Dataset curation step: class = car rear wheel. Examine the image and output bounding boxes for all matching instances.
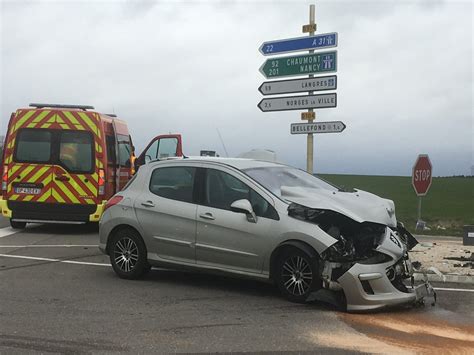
[276,247,320,303]
[10,220,26,229]
[109,228,149,279]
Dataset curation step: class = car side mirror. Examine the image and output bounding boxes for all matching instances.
[230,199,257,223]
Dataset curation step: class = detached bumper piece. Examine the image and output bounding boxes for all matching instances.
[338,262,436,312]
[413,281,437,306]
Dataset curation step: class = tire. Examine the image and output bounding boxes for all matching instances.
[10,220,26,229]
[109,228,149,279]
[276,247,321,303]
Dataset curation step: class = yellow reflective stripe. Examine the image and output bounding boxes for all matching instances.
[51,189,65,203]
[56,183,79,203]
[59,124,69,129]
[9,165,21,176]
[13,111,35,132]
[63,111,81,126]
[9,195,19,201]
[37,193,49,202]
[90,172,98,183]
[77,112,98,134]
[85,198,94,205]
[20,166,36,180]
[27,110,51,128]
[82,179,97,194]
[41,123,52,128]
[69,179,88,198]
[29,167,49,183]
[23,195,34,202]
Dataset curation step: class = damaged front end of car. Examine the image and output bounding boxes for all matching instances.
[288,203,436,311]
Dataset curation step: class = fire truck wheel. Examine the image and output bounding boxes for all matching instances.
[10,220,26,229]
[109,228,149,279]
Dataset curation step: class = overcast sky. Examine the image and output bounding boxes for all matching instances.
[1,0,472,176]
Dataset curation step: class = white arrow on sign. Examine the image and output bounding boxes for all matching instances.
[258,93,337,112]
[290,121,346,134]
[258,75,337,95]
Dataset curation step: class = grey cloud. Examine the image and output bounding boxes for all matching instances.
[1,0,472,176]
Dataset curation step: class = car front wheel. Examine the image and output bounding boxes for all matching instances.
[276,247,320,303]
[109,228,149,279]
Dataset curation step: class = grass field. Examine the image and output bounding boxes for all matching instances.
[317,174,474,236]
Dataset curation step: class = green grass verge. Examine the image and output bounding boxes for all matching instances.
[317,174,474,237]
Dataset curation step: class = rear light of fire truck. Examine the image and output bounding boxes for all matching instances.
[2,166,7,191]
[98,169,105,195]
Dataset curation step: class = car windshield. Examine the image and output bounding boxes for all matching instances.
[244,166,338,197]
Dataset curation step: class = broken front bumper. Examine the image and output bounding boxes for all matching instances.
[337,261,435,312]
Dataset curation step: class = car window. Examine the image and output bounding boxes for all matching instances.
[106,135,116,164]
[157,138,178,159]
[204,169,278,220]
[59,131,93,173]
[15,129,52,163]
[144,140,158,163]
[149,166,195,203]
[117,134,131,167]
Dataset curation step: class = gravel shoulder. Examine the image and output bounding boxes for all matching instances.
[409,235,473,276]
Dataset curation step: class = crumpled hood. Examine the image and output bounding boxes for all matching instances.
[281,186,397,227]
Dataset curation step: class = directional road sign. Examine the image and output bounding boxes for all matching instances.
[259,51,337,79]
[259,32,337,55]
[290,121,346,134]
[259,75,337,95]
[412,155,433,196]
[258,93,336,112]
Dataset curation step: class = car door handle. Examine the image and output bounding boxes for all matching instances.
[55,175,69,181]
[199,213,215,220]
[141,201,155,208]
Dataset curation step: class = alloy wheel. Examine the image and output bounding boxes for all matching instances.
[113,237,139,273]
[281,255,313,296]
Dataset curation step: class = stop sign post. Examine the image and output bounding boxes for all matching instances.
[412,154,433,223]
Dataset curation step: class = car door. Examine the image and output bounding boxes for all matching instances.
[134,165,197,264]
[196,167,277,274]
[135,134,183,169]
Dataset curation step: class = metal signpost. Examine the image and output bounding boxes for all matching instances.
[290,121,346,134]
[412,154,433,227]
[257,4,340,174]
[258,93,336,112]
[259,51,337,79]
[258,75,336,95]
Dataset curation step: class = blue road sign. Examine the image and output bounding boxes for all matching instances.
[259,32,337,56]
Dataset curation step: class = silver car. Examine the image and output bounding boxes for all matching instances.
[99,158,434,311]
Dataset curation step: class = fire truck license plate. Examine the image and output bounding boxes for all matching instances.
[14,187,41,195]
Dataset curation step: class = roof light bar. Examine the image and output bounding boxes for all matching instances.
[29,103,95,110]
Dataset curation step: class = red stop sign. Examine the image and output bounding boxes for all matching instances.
[412,154,432,196]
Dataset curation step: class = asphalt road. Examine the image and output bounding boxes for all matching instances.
[0,218,473,354]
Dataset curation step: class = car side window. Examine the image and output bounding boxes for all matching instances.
[149,167,195,203]
[204,169,278,220]
[144,140,158,163]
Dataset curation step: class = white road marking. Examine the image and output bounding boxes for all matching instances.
[433,287,474,293]
[0,227,18,238]
[0,253,110,267]
[0,245,98,248]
